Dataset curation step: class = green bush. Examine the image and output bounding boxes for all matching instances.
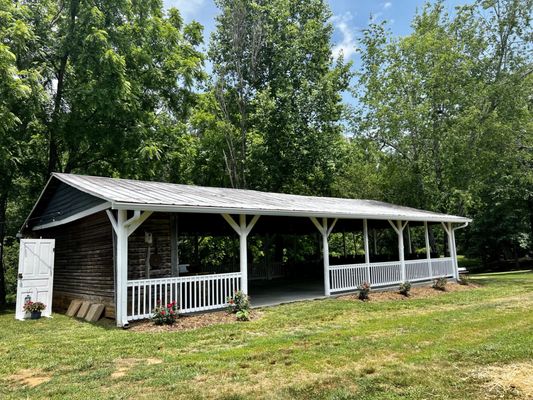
[358,282,370,301]
[236,309,250,321]
[152,300,178,325]
[399,281,411,296]
[432,277,447,291]
[227,290,250,321]
[2,238,19,304]
[458,274,471,285]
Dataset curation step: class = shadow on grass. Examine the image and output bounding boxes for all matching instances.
[0,307,15,316]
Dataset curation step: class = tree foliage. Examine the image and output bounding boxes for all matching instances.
[206,0,352,194]
[351,0,533,261]
[0,0,532,305]
[0,0,205,306]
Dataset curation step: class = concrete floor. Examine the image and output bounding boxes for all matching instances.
[248,279,326,307]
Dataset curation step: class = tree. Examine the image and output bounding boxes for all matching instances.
[353,0,533,261]
[0,0,205,306]
[207,0,351,194]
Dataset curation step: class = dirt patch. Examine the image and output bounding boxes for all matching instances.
[472,362,533,399]
[8,368,52,387]
[111,357,162,378]
[128,310,262,333]
[338,282,479,302]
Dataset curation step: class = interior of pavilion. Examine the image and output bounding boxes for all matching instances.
[168,213,452,306]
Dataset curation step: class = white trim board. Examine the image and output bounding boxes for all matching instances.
[110,202,471,223]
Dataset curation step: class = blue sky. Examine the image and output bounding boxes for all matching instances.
[163,0,467,105]
[163,0,467,62]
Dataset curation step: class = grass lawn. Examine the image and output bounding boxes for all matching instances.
[1,272,532,399]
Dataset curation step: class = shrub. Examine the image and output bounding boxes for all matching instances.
[399,281,411,297]
[23,301,46,313]
[358,282,371,301]
[433,277,447,291]
[458,275,471,285]
[227,291,250,321]
[152,300,178,325]
[236,309,250,321]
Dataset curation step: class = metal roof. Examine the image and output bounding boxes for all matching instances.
[50,173,471,223]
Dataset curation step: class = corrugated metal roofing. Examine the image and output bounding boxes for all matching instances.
[51,173,470,223]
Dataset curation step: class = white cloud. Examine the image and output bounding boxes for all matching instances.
[165,0,205,19]
[331,13,358,60]
[383,2,392,9]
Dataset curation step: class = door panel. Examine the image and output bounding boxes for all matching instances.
[16,239,55,320]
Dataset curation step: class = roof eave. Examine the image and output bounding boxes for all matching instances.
[111,201,472,223]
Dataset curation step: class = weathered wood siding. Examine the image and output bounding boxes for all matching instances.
[128,213,172,280]
[39,211,116,318]
[34,180,106,226]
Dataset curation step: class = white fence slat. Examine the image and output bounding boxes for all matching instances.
[329,258,453,293]
[126,272,242,320]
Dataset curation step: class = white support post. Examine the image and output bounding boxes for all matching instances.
[108,209,152,327]
[397,220,406,283]
[389,220,408,283]
[451,221,469,280]
[363,219,370,284]
[222,214,260,295]
[310,217,337,296]
[239,215,249,295]
[447,222,456,279]
[442,222,456,280]
[451,227,458,279]
[322,221,331,296]
[116,210,128,328]
[424,221,432,278]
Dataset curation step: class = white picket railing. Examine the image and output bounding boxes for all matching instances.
[370,261,403,287]
[126,272,241,321]
[431,258,455,277]
[405,259,431,282]
[330,263,368,292]
[330,258,454,293]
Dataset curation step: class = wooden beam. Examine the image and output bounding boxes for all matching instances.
[126,211,153,237]
[106,210,117,234]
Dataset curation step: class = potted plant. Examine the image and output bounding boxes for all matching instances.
[23,301,46,319]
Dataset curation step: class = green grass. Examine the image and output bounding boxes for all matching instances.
[1,272,532,399]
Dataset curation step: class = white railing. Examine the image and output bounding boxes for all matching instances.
[330,258,454,293]
[370,261,403,287]
[126,272,241,321]
[406,259,431,282]
[330,263,367,292]
[431,258,454,277]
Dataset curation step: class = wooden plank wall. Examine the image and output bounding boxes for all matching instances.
[39,211,116,318]
[128,213,172,280]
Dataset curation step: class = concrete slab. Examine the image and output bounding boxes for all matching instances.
[66,299,83,317]
[85,304,105,322]
[249,279,325,308]
[76,301,92,318]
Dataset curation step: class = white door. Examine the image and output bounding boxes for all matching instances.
[15,239,55,320]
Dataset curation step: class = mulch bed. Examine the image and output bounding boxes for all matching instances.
[128,310,262,333]
[338,282,479,302]
[128,283,478,332]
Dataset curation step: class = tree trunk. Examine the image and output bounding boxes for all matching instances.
[0,193,8,309]
[47,0,80,177]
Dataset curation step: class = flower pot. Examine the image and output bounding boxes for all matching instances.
[30,311,42,320]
